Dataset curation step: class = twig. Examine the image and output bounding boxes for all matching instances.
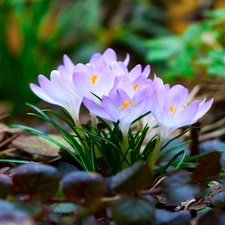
[201,117,225,133]
[0,134,20,148]
[0,147,17,156]
[199,128,225,142]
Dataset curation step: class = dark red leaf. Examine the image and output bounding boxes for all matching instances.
[62,171,106,205]
[111,161,154,193]
[0,174,13,198]
[193,151,222,182]
[12,163,60,200]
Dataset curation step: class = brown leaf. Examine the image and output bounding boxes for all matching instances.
[192,151,222,182]
[12,135,62,157]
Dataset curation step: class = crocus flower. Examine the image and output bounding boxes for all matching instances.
[149,76,214,141]
[147,75,213,168]
[30,70,82,126]
[83,87,150,135]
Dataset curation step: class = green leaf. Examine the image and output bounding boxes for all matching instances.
[111,161,154,193]
[50,202,78,214]
[111,196,154,225]
[146,36,182,62]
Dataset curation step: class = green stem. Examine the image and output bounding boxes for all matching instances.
[148,136,164,170]
[91,113,102,158]
[121,134,130,168]
[75,119,82,128]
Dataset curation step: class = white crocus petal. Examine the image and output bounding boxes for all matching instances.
[123,53,130,66]
[101,48,117,64]
[192,98,214,123]
[63,54,75,73]
[89,53,101,65]
[128,65,142,82]
[111,61,126,76]
[30,83,59,106]
[30,70,82,124]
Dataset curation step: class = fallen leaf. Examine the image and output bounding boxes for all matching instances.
[12,134,67,157]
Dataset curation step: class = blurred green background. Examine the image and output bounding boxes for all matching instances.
[0,0,225,116]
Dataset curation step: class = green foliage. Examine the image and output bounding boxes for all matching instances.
[0,0,168,113]
[146,9,225,81]
[13,104,160,174]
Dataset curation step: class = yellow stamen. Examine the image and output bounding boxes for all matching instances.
[133,84,139,91]
[169,105,176,116]
[90,75,98,85]
[119,100,136,110]
[183,104,187,109]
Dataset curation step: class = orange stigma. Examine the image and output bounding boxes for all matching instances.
[119,100,136,110]
[169,105,176,116]
[133,84,139,90]
[90,75,98,85]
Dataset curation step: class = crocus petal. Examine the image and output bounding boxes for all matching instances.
[117,62,128,74]
[174,100,199,128]
[72,71,93,98]
[94,70,115,98]
[120,98,149,125]
[63,54,75,73]
[101,96,120,122]
[192,98,214,123]
[83,97,112,121]
[115,76,135,98]
[110,88,131,109]
[37,75,56,100]
[128,65,142,82]
[166,85,189,113]
[30,83,60,106]
[141,65,151,78]
[89,53,101,65]
[101,48,117,64]
[123,53,130,66]
[94,59,108,75]
[49,71,72,103]
[111,61,126,76]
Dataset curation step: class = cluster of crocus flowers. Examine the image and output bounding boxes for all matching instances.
[30,48,213,169]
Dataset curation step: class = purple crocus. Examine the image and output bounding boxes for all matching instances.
[149,76,214,141]
[83,87,150,135]
[146,75,213,168]
[30,70,82,126]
